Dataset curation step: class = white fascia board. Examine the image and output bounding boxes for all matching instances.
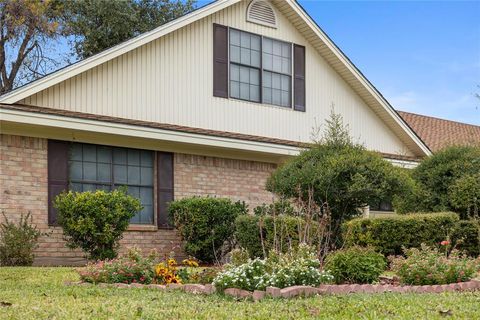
[0,0,241,104]
[0,107,302,156]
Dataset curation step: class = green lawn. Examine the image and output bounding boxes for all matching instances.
[1,268,480,319]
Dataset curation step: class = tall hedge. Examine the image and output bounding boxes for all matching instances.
[450,220,480,257]
[235,214,320,258]
[168,197,247,263]
[342,212,459,256]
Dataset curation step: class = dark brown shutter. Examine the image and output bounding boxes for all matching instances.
[157,152,174,228]
[213,23,229,98]
[48,140,69,226]
[293,44,306,112]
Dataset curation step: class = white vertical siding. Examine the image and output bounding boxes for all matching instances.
[20,0,413,156]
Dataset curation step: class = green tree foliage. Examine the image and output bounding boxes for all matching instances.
[54,188,142,260]
[63,0,196,59]
[267,111,412,244]
[395,145,480,218]
[168,197,248,263]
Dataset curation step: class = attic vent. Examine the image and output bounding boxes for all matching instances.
[246,0,277,28]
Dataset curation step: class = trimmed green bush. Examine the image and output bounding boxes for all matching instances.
[168,197,247,263]
[450,220,480,257]
[54,188,142,260]
[325,246,386,284]
[235,214,320,258]
[0,212,43,266]
[342,212,459,256]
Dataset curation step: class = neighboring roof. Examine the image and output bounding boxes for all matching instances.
[0,103,420,162]
[398,111,480,152]
[0,0,431,157]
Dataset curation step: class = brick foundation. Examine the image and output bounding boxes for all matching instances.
[0,134,275,266]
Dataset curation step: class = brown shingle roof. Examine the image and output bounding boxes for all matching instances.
[0,103,421,162]
[398,111,480,152]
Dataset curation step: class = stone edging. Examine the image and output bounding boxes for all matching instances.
[65,279,480,301]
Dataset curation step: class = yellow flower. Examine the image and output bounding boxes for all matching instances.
[167,258,177,267]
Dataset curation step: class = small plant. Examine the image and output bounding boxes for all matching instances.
[169,197,248,263]
[154,257,182,284]
[391,244,480,285]
[0,212,43,266]
[54,188,142,260]
[78,247,157,284]
[325,246,386,284]
[229,248,250,266]
[213,244,333,291]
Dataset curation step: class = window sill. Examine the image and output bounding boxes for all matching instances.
[127,225,158,232]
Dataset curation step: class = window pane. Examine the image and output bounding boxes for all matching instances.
[71,182,82,192]
[272,89,282,105]
[281,57,291,74]
[250,85,260,102]
[83,162,97,181]
[83,184,96,192]
[272,55,282,73]
[250,68,259,86]
[240,66,249,83]
[128,150,140,166]
[251,35,261,51]
[140,187,153,205]
[281,75,290,91]
[281,91,290,107]
[97,146,111,163]
[240,48,250,65]
[251,50,260,68]
[263,71,272,88]
[83,145,96,162]
[113,165,127,184]
[127,186,140,198]
[272,73,281,89]
[273,40,282,56]
[71,144,82,161]
[263,87,272,104]
[230,64,240,81]
[113,148,127,165]
[140,151,153,167]
[128,166,140,185]
[230,80,240,98]
[240,83,249,100]
[263,38,272,54]
[97,163,111,182]
[263,53,272,70]
[130,213,140,224]
[230,45,240,63]
[282,43,291,58]
[70,161,83,180]
[240,32,250,48]
[230,29,240,46]
[140,167,153,186]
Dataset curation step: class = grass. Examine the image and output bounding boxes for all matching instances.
[1,267,480,319]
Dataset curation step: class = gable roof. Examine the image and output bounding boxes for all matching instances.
[398,111,480,152]
[0,0,431,157]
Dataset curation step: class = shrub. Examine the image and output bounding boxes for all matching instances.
[213,244,333,291]
[449,173,480,219]
[229,248,250,266]
[395,145,480,217]
[342,212,459,256]
[450,220,480,257]
[235,214,321,258]
[325,246,386,284]
[391,245,480,285]
[266,111,413,245]
[78,247,156,284]
[54,188,142,260]
[168,197,248,263]
[0,212,43,266]
[253,199,295,216]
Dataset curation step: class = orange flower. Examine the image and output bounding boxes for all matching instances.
[440,240,450,246]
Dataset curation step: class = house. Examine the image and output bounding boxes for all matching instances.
[0,0,431,265]
[398,111,480,152]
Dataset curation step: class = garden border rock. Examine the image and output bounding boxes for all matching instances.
[65,280,480,301]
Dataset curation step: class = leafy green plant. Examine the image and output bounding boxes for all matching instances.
[391,245,480,285]
[0,212,43,266]
[229,248,250,266]
[213,244,333,291]
[168,197,248,263]
[54,188,142,260]
[266,111,413,245]
[450,220,480,257]
[325,246,386,284]
[78,247,157,284]
[342,212,459,256]
[395,145,480,217]
[234,214,321,258]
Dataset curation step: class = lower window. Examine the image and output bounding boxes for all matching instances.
[370,200,394,212]
[68,143,154,224]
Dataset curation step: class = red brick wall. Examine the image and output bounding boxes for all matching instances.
[0,134,276,265]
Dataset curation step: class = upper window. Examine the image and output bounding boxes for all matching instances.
[69,143,154,225]
[229,29,292,108]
